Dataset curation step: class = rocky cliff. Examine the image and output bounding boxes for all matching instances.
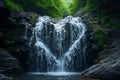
[0,1,39,78]
[74,11,120,80]
[0,1,120,79]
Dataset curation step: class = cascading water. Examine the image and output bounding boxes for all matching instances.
[28,16,87,73]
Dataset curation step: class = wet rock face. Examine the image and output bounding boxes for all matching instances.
[0,74,13,80]
[84,28,99,66]
[0,11,39,72]
[0,49,19,73]
[74,10,101,66]
[81,30,120,80]
[75,10,120,80]
[0,11,39,78]
[82,46,120,79]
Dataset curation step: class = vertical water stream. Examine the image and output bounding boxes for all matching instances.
[29,16,86,72]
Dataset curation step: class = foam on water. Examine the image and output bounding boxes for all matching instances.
[28,72,81,76]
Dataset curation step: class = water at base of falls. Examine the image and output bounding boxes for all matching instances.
[17,73,81,80]
[28,15,87,73]
[28,72,80,76]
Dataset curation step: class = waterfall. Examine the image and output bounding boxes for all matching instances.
[29,16,86,72]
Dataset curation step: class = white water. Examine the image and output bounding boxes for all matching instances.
[28,72,81,76]
[29,16,86,73]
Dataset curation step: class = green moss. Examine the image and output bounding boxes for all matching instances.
[4,0,23,12]
[94,27,105,48]
[30,14,38,24]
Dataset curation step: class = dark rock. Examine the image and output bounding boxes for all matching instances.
[81,30,120,80]
[0,32,5,47]
[10,12,39,26]
[75,10,120,80]
[0,74,13,80]
[0,0,10,19]
[74,10,103,67]
[84,28,99,67]
[81,47,120,79]
[0,1,4,7]
[74,11,89,17]
[0,49,19,73]
[2,12,39,72]
[74,10,100,29]
[0,1,10,33]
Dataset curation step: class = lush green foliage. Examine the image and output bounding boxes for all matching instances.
[4,0,23,12]
[83,0,120,29]
[10,0,81,17]
[4,0,120,27]
[33,0,81,17]
[94,27,105,48]
[3,0,120,19]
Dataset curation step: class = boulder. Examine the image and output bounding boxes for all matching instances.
[81,30,120,80]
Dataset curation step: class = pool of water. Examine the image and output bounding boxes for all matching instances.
[29,72,81,76]
[18,72,81,80]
